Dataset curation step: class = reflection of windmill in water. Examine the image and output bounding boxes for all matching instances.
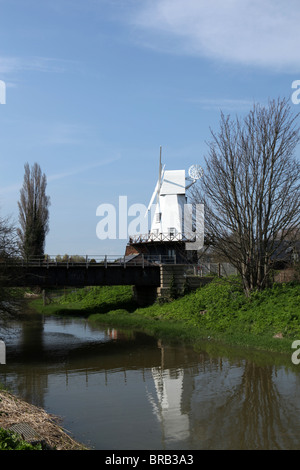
[147,367,190,446]
[146,342,190,446]
[126,147,203,263]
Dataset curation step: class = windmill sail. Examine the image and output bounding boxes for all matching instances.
[146,166,165,212]
[146,147,165,214]
[157,146,162,204]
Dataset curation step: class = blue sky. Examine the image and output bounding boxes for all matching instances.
[0,0,299,256]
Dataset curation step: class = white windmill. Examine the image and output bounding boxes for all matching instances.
[146,147,203,242]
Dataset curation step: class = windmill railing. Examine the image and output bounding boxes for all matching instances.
[0,254,181,267]
[128,232,197,244]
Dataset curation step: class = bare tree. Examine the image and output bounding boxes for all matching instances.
[191,98,300,295]
[17,162,50,259]
[0,213,19,314]
[0,213,18,261]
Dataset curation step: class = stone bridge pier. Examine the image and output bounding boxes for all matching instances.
[133,265,211,306]
[132,265,188,306]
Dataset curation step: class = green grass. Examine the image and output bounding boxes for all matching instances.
[30,285,135,317]
[29,280,300,354]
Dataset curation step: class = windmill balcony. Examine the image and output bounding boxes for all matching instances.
[128,232,197,244]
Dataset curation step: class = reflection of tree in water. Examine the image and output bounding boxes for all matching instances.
[2,318,300,450]
[239,363,287,449]
[146,344,300,450]
[0,314,48,408]
[239,362,300,449]
[191,360,300,450]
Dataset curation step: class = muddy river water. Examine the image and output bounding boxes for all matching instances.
[1,311,300,450]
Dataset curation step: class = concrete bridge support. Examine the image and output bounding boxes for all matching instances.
[133,265,199,306]
[132,265,188,306]
[132,286,158,306]
[157,265,213,300]
[158,264,188,299]
[133,265,214,306]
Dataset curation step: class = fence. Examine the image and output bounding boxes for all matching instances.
[128,232,196,244]
[1,255,238,277]
[185,262,238,277]
[1,254,177,267]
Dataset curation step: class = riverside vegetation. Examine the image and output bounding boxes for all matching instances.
[30,277,300,355]
[2,277,299,449]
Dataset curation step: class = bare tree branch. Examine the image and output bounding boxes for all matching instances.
[190,98,300,295]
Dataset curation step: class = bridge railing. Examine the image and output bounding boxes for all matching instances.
[1,254,179,267]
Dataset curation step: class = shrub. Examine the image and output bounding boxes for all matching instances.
[0,428,42,450]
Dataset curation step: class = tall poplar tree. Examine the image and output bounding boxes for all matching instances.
[17,162,50,259]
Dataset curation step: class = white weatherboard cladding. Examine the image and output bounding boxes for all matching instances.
[160,170,185,195]
[150,194,187,237]
[149,169,187,237]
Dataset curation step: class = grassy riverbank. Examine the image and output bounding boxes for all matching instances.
[3,278,298,450]
[30,278,300,355]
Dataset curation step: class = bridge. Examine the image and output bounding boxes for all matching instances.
[1,254,209,305]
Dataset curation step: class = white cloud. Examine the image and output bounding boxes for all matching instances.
[0,157,121,195]
[0,57,21,75]
[0,183,21,196]
[189,97,257,111]
[130,0,300,71]
[48,157,122,182]
[42,123,90,146]
[0,56,74,77]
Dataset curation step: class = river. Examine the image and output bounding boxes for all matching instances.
[0,310,300,450]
